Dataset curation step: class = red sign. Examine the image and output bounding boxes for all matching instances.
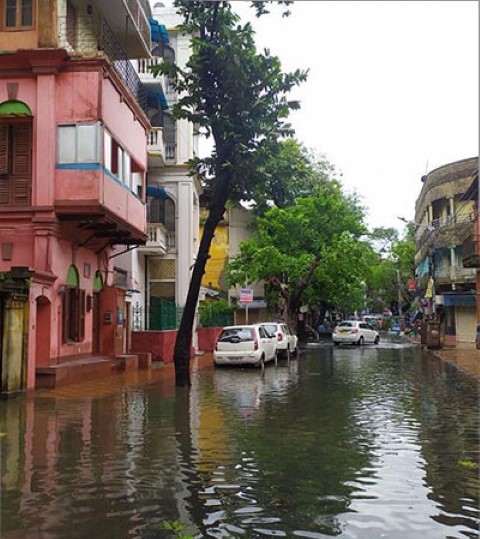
[408,279,416,291]
[239,288,253,303]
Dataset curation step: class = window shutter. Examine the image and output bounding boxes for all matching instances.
[12,123,32,206]
[0,124,8,175]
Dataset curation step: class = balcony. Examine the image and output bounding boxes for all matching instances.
[54,167,147,248]
[137,223,168,254]
[434,266,477,285]
[58,15,146,111]
[147,128,165,166]
[93,0,151,58]
[462,235,480,267]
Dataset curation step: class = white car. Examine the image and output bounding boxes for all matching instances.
[213,325,277,367]
[259,322,299,359]
[332,321,380,346]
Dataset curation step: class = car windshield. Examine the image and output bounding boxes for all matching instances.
[219,328,254,342]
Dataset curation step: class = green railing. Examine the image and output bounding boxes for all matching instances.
[149,297,183,330]
[199,301,234,328]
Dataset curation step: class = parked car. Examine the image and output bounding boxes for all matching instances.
[258,322,299,359]
[213,325,277,367]
[476,323,480,350]
[332,321,380,346]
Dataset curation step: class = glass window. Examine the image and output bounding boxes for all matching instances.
[57,123,100,164]
[5,0,16,27]
[4,0,34,29]
[21,0,32,26]
[104,130,112,170]
[77,124,98,162]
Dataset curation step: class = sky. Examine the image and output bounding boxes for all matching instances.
[157,1,479,233]
[232,0,479,232]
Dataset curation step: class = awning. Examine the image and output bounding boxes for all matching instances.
[443,293,476,307]
[148,19,169,44]
[146,186,168,199]
[146,91,169,110]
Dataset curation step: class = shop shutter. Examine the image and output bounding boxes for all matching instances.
[12,122,32,205]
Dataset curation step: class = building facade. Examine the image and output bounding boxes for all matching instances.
[414,157,478,344]
[125,2,201,340]
[0,0,152,392]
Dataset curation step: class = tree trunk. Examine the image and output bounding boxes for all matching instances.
[173,205,225,386]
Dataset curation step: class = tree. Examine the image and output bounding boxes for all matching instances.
[152,1,307,386]
[227,183,366,326]
[248,139,334,215]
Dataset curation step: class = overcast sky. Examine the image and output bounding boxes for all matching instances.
[232,0,479,232]
[158,1,478,232]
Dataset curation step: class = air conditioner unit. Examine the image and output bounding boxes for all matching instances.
[434,295,444,305]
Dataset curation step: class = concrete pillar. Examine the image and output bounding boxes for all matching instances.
[2,298,27,394]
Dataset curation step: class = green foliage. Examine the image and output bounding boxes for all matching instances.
[199,299,235,327]
[151,1,308,202]
[163,520,194,539]
[226,181,367,317]
[458,459,478,470]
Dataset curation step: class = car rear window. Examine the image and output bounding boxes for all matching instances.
[219,328,255,342]
[338,322,355,328]
[262,324,278,334]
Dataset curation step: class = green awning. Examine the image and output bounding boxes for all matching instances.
[0,100,32,116]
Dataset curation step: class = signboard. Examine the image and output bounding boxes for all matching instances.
[408,279,416,291]
[239,288,253,303]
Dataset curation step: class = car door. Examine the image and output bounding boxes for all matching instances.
[258,326,275,360]
[359,323,371,342]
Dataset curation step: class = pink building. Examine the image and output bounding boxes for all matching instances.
[0,0,152,393]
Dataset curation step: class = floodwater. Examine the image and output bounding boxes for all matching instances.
[0,340,479,539]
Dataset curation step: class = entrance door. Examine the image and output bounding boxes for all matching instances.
[36,296,51,367]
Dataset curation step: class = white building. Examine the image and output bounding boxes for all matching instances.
[116,1,201,340]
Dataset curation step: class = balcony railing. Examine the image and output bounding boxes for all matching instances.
[147,127,165,155]
[124,0,151,53]
[165,143,176,162]
[434,265,477,284]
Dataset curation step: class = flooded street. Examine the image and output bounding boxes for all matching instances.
[0,341,478,539]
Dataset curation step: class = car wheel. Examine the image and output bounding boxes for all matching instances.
[285,347,291,361]
[374,335,380,345]
[357,336,364,346]
[259,354,266,369]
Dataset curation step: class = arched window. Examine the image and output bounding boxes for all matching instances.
[0,100,33,206]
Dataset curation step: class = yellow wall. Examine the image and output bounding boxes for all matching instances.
[200,222,229,291]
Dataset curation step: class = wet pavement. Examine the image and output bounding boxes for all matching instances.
[0,338,478,539]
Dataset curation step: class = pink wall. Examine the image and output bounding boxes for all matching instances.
[56,71,100,122]
[197,327,223,352]
[131,331,196,363]
[102,80,147,168]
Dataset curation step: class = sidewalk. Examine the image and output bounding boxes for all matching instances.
[431,343,480,379]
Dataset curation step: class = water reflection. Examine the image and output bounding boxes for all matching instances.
[0,346,478,539]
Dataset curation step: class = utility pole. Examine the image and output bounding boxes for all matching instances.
[396,270,402,317]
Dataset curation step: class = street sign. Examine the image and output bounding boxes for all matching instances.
[239,288,253,303]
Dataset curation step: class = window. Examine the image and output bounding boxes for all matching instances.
[103,129,132,186]
[0,120,32,206]
[57,123,101,164]
[3,0,34,30]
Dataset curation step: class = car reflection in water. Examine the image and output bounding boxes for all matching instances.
[213,360,300,419]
